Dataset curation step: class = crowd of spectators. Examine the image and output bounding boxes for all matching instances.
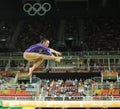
[0,70,120,101]
[16,19,59,52]
[38,78,120,101]
[0,72,119,107]
[0,20,17,52]
[0,16,120,86]
[0,16,120,52]
[83,16,120,51]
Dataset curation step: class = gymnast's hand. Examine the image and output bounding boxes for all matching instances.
[50,48,62,56]
[56,51,62,56]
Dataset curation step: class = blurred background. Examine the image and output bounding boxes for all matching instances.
[0,0,120,109]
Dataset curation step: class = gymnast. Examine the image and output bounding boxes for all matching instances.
[23,38,62,76]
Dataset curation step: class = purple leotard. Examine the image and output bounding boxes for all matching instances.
[25,43,52,55]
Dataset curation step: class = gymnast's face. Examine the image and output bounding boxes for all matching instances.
[43,40,50,47]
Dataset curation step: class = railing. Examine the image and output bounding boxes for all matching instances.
[0,51,120,57]
[92,83,120,90]
[0,95,120,101]
[0,65,120,74]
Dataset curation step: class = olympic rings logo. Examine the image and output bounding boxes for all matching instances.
[23,2,51,16]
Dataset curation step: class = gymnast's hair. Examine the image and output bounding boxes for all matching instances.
[40,38,49,43]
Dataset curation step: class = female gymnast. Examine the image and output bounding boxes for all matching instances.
[23,39,62,76]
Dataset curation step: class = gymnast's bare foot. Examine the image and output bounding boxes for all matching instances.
[27,68,32,76]
[55,57,63,62]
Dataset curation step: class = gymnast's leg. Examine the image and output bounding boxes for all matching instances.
[24,52,62,62]
[28,58,44,76]
[24,53,62,76]
[39,54,62,62]
[28,55,62,75]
